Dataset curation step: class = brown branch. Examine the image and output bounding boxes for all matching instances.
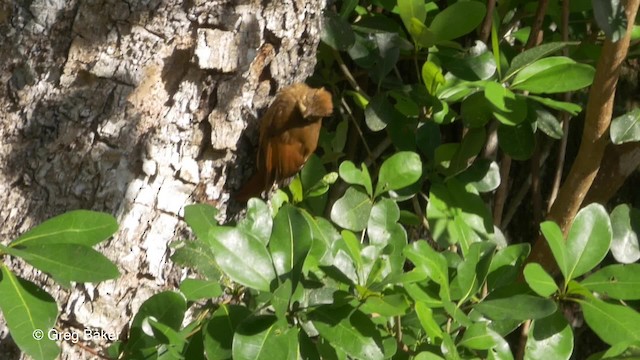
[529,0,640,274]
[479,0,497,44]
[525,0,551,49]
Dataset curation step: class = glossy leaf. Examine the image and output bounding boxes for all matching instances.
[565,203,612,280]
[461,91,493,128]
[505,42,575,79]
[375,151,422,196]
[179,279,222,301]
[330,186,373,231]
[511,57,595,93]
[582,264,640,300]
[405,241,450,300]
[580,296,640,345]
[534,105,564,139]
[540,221,568,279]
[459,323,497,350]
[528,95,582,116]
[310,305,384,360]
[398,0,427,30]
[458,159,501,193]
[11,210,117,247]
[485,82,527,125]
[322,12,355,51]
[339,161,373,196]
[0,267,59,360]
[4,244,119,284]
[524,311,573,360]
[429,2,486,42]
[124,291,186,356]
[610,109,640,144]
[184,204,219,242]
[609,204,640,263]
[171,240,220,280]
[422,61,445,95]
[436,43,497,81]
[204,305,251,360]
[415,301,443,341]
[497,122,535,160]
[593,0,627,42]
[475,294,557,321]
[365,93,402,131]
[269,204,312,278]
[232,316,297,360]
[238,198,272,246]
[206,227,275,292]
[523,263,559,297]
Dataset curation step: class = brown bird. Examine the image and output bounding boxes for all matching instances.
[235,83,334,202]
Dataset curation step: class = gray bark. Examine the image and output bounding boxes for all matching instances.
[0,0,325,358]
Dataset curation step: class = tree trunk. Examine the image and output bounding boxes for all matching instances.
[0,0,326,357]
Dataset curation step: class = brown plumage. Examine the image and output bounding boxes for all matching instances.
[234,83,334,202]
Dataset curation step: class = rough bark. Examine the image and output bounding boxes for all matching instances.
[0,0,326,358]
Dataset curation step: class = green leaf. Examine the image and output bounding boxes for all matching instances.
[375,151,422,197]
[330,186,373,231]
[497,122,535,160]
[232,316,298,360]
[398,0,427,30]
[455,241,495,302]
[475,294,557,321]
[427,180,494,255]
[206,227,275,292]
[524,311,573,360]
[204,305,251,360]
[404,241,450,300]
[435,44,497,81]
[11,210,117,247]
[269,204,312,278]
[415,353,445,360]
[457,159,501,193]
[523,263,559,297]
[184,204,219,242]
[339,161,373,196]
[367,198,407,275]
[534,105,564,139]
[238,199,272,246]
[408,17,437,48]
[0,267,59,360]
[422,61,445,95]
[611,109,640,144]
[429,2,486,42]
[124,291,187,356]
[448,127,486,176]
[272,279,292,322]
[322,12,355,51]
[310,305,384,360]
[361,294,410,317]
[579,296,640,345]
[461,92,493,128]
[593,0,627,42]
[540,221,568,279]
[171,240,220,280]
[511,57,595,93]
[609,204,640,263]
[179,279,223,301]
[459,323,497,350]
[415,301,443,341]
[582,264,640,300]
[487,244,530,290]
[484,82,527,125]
[565,203,612,280]
[4,244,119,284]
[505,42,576,79]
[364,93,403,131]
[528,95,582,116]
[371,33,401,83]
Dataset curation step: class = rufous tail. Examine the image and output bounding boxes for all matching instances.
[234,171,267,203]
